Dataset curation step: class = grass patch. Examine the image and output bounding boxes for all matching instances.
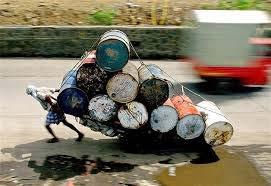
[218,0,268,10]
[202,0,270,11]
[88,9,117,25]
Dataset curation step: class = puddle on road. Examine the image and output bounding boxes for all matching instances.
[28,155,137,181]
[156,147,268,186]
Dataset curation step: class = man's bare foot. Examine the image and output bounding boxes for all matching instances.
[47,138,59,143]
[76,133,84,142]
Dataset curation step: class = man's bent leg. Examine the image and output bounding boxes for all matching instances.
[45,124,59,143]
[62,119,84,141]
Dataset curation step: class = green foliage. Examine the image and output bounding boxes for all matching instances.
[217,0,268,10]
[88,9,117,25]
[201,0,270,11]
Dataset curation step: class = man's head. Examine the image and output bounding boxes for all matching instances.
[26,85,37,95]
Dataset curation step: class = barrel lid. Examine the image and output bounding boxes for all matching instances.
[139,78,169,109]
[96,39,129,72]
[118,101,148,129]
[107,73,139,103]
[88,95,118,122]
[76,63,108,97]
[177,115,205,140]
[57,87,89,117]
[205,122,233,146]
[150,105,178,133]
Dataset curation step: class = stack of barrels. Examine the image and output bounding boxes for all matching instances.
[57,30,234,148]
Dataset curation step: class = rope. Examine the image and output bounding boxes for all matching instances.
[181,85,185,95]
[63,31,229,122]
[130,41,145,66]
[127,103,144,126]
[195,104,230,119]
[159,68,208,101]
[129,41,230,119]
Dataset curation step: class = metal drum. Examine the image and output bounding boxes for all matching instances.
[76,63,109,98]
[138,64,169,110]
[96,30,130,72]
[138,64,168,83]
[88,95,118,122]
[196,101,234,146]
[118,101,148,129]
[107,62,139,103]
[57,70,89,117]
[150,105,178,133]
[171,95,206,140]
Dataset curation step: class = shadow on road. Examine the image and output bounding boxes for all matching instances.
[0,137,199,182]
[1,138,270,184]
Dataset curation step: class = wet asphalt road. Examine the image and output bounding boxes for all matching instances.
[0,58,270,186]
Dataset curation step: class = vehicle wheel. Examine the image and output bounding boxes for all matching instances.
[201,78,219,93]
[215,78,241,94]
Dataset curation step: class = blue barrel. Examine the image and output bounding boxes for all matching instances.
[57,70,89,117]
[96,30,130,72]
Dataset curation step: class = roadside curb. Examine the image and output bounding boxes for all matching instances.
[0,26,270,59]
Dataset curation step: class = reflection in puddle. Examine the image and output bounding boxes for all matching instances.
[28,155,137,181]
[156,147,268,186]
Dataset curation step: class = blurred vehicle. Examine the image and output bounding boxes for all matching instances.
[187,10,271,90]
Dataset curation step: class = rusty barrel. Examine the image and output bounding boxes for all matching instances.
[171,95,206,140]
[96,30,130,72]
[107,62,139,103]
[57,70,89,117]
[150,105,178,133]
[76,52,109,98]
[138,64,169,110]
[88,95,118,122]
[118,101,148,129]
[196,101,233,146]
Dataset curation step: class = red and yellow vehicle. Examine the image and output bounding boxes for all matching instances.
[188,10,271,89]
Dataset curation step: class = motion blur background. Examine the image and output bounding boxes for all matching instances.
[0,0,270,90]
